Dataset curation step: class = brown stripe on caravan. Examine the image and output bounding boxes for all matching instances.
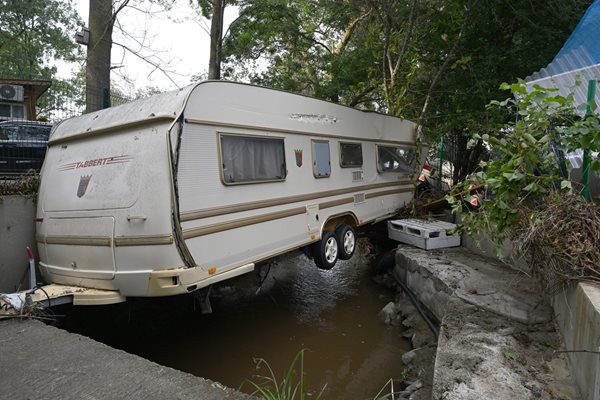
[180,181,412,222]
[319,197,354,210]
[38,235,113,247]
[365,187,414,199]
[183,207,307,239]
[114,235,174,246]
[36,234,174,247]
[185,118,417,147]
[182,186,415,239]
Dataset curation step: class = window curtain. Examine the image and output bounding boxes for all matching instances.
[221,135,286,183]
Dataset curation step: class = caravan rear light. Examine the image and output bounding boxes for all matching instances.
[423,164,432,171]
[418,174,426,182]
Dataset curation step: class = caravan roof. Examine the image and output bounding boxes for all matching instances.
[50,81,416,145]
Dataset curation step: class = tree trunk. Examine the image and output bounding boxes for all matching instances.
[208,0,224,80]
[86,0,113,113]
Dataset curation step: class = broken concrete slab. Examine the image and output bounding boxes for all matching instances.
[0,319,248,400]
[433,296,579,400]
[393,244,581,400]
[395,245,553,325]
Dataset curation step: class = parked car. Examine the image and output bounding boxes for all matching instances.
[0,120,52,176]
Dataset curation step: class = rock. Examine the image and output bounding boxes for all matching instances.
[523,380,542,398]
[402,313,419,328]
[411,331,430,348]
[497,327,515,336]
[378,301,397,324]
[401,348,421,365]
[405,380,423,393]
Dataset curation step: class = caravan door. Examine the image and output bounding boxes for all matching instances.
[42,216,116,280]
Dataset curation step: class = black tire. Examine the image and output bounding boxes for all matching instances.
[312,231,339,270]
[335,224,356,260]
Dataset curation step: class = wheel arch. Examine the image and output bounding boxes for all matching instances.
[321,212,359,236]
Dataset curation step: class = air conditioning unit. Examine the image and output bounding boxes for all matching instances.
[0,84,24,102]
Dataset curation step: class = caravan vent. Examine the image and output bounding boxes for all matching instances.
[352,170,364,182]
[0,85,24,102]
[353,193,366,204]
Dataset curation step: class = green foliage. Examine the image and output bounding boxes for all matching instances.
[243,349,324,400]
[448,81,600,244]
[502,351,518,362]
[0,0,82,79]
[0,0,84,118]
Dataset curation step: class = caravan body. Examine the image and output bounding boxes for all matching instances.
[36,81,418,297]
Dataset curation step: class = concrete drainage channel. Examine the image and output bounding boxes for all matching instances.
[390,244,585,400]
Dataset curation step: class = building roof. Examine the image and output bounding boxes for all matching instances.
[0,79,52,100]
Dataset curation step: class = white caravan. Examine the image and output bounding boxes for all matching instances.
[36,81,418,298]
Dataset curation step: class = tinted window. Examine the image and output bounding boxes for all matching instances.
[340,142,362,167]
[0,104,10,118]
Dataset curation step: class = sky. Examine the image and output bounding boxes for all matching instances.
[60,0,238,96]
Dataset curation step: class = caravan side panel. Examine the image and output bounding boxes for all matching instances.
[175,120,414,277]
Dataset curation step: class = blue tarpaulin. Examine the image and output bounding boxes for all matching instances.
[529,0,600,79]
[526,0,599,196]
[527,0,600,112]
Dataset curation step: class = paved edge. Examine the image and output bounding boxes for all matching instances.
[0,319,250,400]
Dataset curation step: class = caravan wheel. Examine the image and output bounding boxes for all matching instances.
[312,231,339,270]
[335,224,356,260]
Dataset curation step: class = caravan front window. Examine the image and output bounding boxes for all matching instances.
[219,133,287,184]
[376,145,415,173]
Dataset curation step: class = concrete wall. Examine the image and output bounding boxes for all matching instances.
[553,283,600,400]
[0,195,37,292]
[463,228,600,400]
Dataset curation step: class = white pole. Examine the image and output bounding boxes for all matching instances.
[26,247,36,289]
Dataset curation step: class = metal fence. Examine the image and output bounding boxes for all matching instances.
[0,86,132,178]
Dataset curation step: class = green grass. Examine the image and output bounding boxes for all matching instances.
[243,349,325,400]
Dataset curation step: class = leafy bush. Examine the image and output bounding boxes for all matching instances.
[449,80,600,284]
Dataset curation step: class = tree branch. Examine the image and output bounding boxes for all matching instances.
[391,0,418,79]
[113,41,181,88]
[416,0,479,137]
[349,85,376,107]
[335,8,372,54]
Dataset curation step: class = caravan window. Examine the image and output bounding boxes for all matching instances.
[220,134,287,184]
[312,140,331,178]
[339,142,363,167]
[377,145,415,173]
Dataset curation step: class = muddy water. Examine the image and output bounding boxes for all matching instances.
[64,251,409,399]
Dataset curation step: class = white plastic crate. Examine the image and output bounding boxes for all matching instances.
[388,218,460,250]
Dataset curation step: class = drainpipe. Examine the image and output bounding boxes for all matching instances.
[582,79,596,200]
